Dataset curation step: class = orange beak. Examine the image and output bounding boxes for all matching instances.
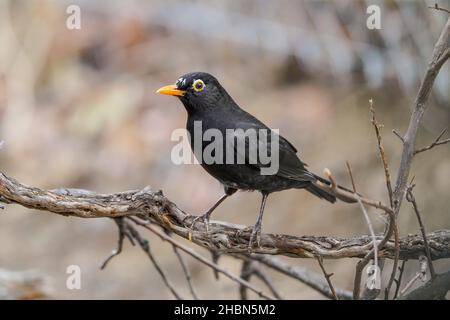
[156,84,185,97]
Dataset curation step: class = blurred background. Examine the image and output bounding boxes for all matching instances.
[0,0,449,299]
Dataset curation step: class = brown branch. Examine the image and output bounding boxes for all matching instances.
[428,3,450,14]
[368,101,401,300]
[400,256,428,296]
[392,16,450,213]
[414,128,450,155]
[399,269,450,300]
[210,250,221,280]
[406,184,436,279]
[239,260,282,300]
[316,256,338,300]
[172,246,199,300]
[384,223,400,299]
[352,212,397,299]
[345,162,381,300]
[392,129,405,143]
[129,217,276,300]
[239,260,254,300]
[379,15,450,300]
[123,218,183,300]
[248,254,353,300]
[393,260,407,299]
[370,99,394,207]
[99,218,135,270]
[1,172,449,261]
[394,260,406,300]
[316,175,393,214]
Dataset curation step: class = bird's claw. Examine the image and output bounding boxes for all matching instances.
[189,213,211,235]
[235,226,261,252]
[247,225,261,253]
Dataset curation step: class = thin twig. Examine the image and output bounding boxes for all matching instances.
[129,217,275,300]
[399,268,450,300]
[253,267,282,300]
[428,3,450,14]
[247,254,353,300]
[0,141,6,210]
[210,250,221,280]
[346,162,380,299]
[239,260,253,300]
[406,184,436,280]
[316,256,338,300]
[172,246,199,300]
[414,128,450,155]
[400,273,421,295]
[239,260,282,300]
[392,129,405,143]
[125,220,183,300]
[370,99,394,207]
[100,218,134,270]
[400,256,428,296]
[393,260,407,299]
[316,174,393,214]
[384,222,400,299]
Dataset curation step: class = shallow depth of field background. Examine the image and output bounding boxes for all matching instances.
[0,0,449,299]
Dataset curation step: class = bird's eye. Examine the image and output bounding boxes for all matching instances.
[193,79,205,92]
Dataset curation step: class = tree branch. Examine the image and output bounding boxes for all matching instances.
[392,17,450,213]
[239,260,282,300]
[1,172,449,261]
[248,254,353,300]
[406,185,436,279]
[414,128,450,155]
[428,3,450,15]
[399,269,450,300]
[316,257,338,300]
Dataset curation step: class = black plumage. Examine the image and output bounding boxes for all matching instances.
[157,72,352,249]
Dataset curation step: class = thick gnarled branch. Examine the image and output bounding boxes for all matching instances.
[1,172,449,261]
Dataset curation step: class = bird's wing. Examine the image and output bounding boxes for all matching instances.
[228,121,315,182]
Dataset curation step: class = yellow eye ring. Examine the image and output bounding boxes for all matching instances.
[192,79,205,92]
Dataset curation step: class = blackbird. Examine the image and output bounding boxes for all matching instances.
[157,72,354,249]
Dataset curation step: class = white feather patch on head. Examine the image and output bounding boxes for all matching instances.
[176,77,184,87]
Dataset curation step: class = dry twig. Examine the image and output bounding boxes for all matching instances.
[172,246,199,300]
[369,99,394,207]
[414,128,450,155]
[393,260,407,299]
[239,260,282,300]
[249,255,353,300]
[129,217,276,300]
[345,162,381,300]
[316,257,338,300]
[406,184,436,279]
[428,3,450,14]
[400,256,428,296]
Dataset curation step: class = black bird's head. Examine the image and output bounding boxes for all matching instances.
[157,72,234,114]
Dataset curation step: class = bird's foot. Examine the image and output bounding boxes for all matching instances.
[247,225,262,253]
[235,226,261,252]
[189,213,211,234]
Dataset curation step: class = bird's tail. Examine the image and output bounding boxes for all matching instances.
[305,174,357,204]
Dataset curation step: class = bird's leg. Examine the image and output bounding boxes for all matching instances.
[248,193,269,252]
[189,193,229,233]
